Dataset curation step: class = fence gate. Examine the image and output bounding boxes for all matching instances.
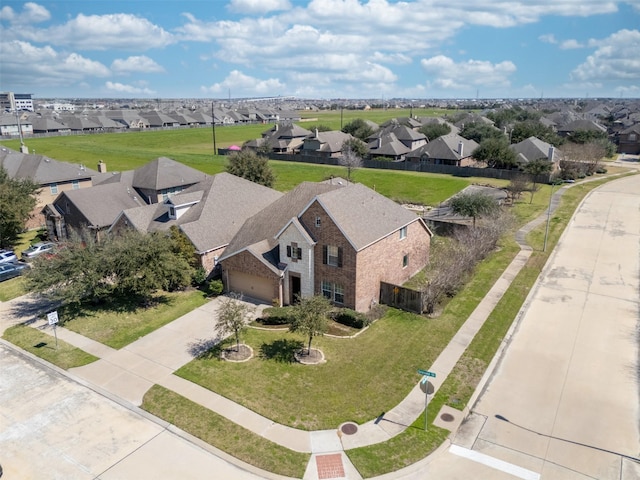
[379,282,423,314]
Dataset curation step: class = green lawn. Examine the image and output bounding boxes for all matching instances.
[2,324,98,369]
[142,385,310,478]
[59,289,208,349]
[0,277,28,302]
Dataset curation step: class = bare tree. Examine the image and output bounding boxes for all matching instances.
[504,175,531,204]
[339,141,364,182]
[560,141,609,176]
[215,294,255,352]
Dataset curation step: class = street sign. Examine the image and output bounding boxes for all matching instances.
[47,311,59,325]
[417,369,436,378]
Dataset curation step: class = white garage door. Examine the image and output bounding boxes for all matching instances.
[228,271,274,303]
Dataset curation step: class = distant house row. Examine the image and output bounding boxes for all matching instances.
[1,149,431,312]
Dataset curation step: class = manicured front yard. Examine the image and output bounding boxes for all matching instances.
[176,238,520,431]
[2,324,98,369]
[59,289,208,349]
[142,385,310,479]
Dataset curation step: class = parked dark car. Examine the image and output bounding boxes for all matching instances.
[21,242,56,260]
[0,263,28,282]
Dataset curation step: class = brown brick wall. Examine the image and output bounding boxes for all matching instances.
[200,246,225,274]
[355,220,430,312]
[300,201,357,309]
[221,251,280,299]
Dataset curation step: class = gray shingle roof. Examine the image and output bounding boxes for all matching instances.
[406,134,478,161]
[132,157,207,191]
[510,136,556,163]
[119,173,283,253]
[57,183,144,228]
[0,151,96,184]
[220,182,341,260]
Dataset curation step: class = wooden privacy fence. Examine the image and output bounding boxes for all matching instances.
[379,282,424,314]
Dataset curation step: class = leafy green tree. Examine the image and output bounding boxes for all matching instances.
[27,230,193,306]
[472,138,518,169]
[449,191,500,227]
[0,167,39,248]
[341,118,375,141]
[523,158,554,203]
[215,293,255,352]
[289,295,332,355]
[226,150,275,188]
[459,122,503,143]
[418,122,451,141]
[510,121,563,145]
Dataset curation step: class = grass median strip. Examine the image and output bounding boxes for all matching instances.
[142,384,310,479]
[2,324,98,370]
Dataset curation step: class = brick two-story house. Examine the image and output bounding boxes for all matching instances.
[219,180,432,312]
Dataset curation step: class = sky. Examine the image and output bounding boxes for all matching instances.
[0,0,639,100]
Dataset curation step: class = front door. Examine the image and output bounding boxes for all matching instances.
[290,275,301,304]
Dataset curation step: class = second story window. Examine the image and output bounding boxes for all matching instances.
[286,244,302,262]
[400,226,407,239]
[50,183,58,194]
[72,180,80,190]
[323,245,342,267]
[315,216,321,227]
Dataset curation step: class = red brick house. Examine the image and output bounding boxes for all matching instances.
[219,180,432,312]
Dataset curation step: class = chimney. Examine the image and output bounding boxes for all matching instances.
[98,160,107,173]
[315,128,318,138]
[457,141,464,157]
[548,146,555,162]
[377,137,382,149]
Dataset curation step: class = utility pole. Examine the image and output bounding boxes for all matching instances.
[211,102,217,156]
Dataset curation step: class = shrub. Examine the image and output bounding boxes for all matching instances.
[192,267,207,286]
[333,308,370,329]
[366,303,388,322]
[205,279,224,296]
[259,306,294,325]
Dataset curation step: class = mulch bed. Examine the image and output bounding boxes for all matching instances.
[294,347,325,365]
[221,344,253,362]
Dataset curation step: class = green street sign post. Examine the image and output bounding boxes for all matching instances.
[418,369,436,430]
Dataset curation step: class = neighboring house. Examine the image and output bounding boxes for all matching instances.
[31,117,70,134]
[110,173,283,274]
[616,124,640,154]
[556,119,607,138]
[367,132,411,161]
[44,156,208,240]
[405,133,478,166]
[368,124,428,152]
[45,183,144,240]
[140,111,181,128]
[0,114,33,137]
[219,181,432,312]
[244,123,311,153]
[299,130,354,158]
[509,136,559,168]
[0,149,96,228]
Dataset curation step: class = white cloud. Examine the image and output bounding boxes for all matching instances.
[227,0,291,14]
[0,2,50,24]
[559,39,584,49]
[105,81,155,95]
[16,13,174,50]
[111,56,165,74]
[201,70,285,95]
[539,34,557,44]
[420,55,517,89]
[571,29,640,81]
[0,40,110,86]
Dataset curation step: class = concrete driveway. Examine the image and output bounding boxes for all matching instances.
[451,174,640,479]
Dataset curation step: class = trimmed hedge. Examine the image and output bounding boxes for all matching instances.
[333,308,370,329]
[259,306,294,325]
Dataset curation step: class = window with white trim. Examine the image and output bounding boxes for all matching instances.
[315,216,321,227]
[50,183,58,194]
[403,254,409,268]
[324,245,341,267]
[399,226,407,239]
[321,280,344,304]
[72,180,79,190]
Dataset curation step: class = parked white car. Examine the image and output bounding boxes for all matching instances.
[0,250,18,264]
[21,242,56,260]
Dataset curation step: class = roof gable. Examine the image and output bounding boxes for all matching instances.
[132,157,207,191]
